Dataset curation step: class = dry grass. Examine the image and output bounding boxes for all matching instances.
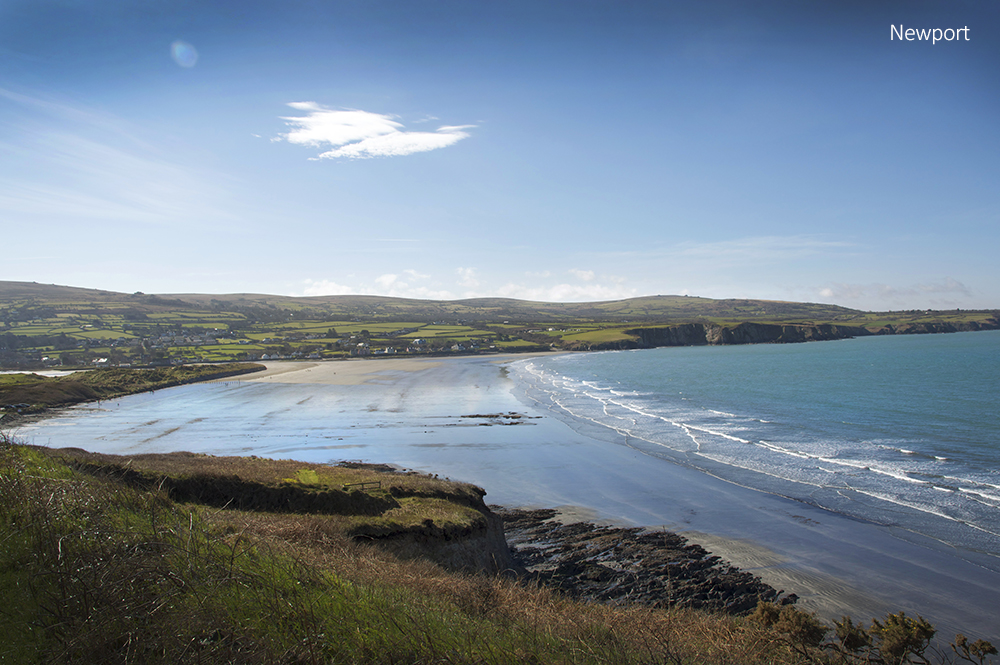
[198,503,794,665]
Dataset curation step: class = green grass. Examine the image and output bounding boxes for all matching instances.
[3,438,991,665]
[494,339,547,348]
[560,327,639,344]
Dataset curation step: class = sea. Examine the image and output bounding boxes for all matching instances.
[510,329,1000,565]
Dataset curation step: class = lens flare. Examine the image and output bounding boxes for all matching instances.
[170,41,198,68]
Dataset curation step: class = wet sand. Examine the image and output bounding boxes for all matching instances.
[222,354,561,385]
[19,354,1000,643]
[226,359,439,384]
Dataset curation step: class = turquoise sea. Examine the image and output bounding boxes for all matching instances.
[512,330,1000,562]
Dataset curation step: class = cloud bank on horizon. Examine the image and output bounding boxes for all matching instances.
[277,103,472,160]
[299,267,638,303]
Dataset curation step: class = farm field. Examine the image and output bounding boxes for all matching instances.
[1,280,997,369]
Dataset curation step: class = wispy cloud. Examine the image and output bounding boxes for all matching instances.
[675,235,855,263]
[276,103,472,160]
[300,279,355,296]
[496,275,635,303]
[0,88,232,227]
[818,278,973,308]
[569,268,595,282]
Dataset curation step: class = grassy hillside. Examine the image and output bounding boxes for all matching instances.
[2,280,997,368]
[0,281,862,321]
[2,437,994,664]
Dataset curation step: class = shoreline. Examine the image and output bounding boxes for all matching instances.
[14,352,1000,643]
[221,352,568,385]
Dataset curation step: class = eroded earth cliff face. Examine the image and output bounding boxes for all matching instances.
[354,508,514,574]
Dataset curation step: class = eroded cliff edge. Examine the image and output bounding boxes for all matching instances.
[579,319,999,350]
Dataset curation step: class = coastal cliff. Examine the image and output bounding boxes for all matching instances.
[44,448,516,575]
[578,318,999,351]
[630,322,872,347]
[869,319,1000,335]
[353,506,514,573]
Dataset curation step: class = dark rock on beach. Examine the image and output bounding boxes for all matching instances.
[497,507,788,615]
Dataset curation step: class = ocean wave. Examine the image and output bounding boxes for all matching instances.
[509,351,1000,554]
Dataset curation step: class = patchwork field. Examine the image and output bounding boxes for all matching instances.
[1,281,997,368]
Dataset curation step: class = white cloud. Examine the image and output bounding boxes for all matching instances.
[300,279,355,296]
[371,274,455,299]
[298,272,456,300]
[569,268,595,282]
[276,103,472,160]
[456,267,479,288]
[387,285,456,300]
[496,281,636,302]
[375,273,399,289]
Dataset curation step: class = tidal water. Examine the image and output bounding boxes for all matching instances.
[511,330,1000,563]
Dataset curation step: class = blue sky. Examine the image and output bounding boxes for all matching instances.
[2,0,998,310]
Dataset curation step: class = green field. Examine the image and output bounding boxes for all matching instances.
[1,281,997,368]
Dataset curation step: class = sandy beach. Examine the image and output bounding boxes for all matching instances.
[221,353,562,385]
[224,358,440,384]
[19,353,1000,643]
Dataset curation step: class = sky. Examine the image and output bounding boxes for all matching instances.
[2,0,999,311]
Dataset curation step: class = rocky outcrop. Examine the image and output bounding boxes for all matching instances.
[498,508,788,615]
